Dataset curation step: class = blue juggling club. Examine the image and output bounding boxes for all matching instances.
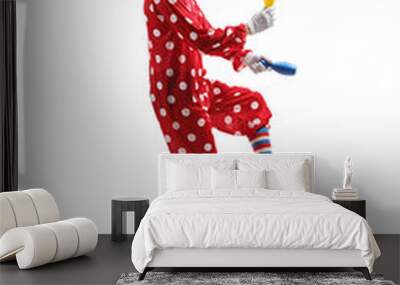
[260,58,297,76]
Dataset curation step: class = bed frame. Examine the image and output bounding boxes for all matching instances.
[141,249,371,280]
[139,153,372,281]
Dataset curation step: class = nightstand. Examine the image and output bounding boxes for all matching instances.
[333,200,366,219]
[111,197,150,242]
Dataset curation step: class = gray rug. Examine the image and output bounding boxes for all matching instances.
[116,272,396,285]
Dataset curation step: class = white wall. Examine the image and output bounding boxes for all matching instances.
[17,0,400,234]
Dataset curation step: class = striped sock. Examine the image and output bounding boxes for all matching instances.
[248,126,272,154]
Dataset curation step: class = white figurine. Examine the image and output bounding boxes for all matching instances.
[342,156,353,190]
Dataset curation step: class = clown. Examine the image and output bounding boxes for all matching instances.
[144,0,275,154]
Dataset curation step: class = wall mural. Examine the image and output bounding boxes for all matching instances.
[144,0,296,154]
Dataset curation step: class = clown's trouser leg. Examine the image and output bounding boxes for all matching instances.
[152,79,272,154]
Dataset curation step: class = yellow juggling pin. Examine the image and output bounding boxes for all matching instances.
[264,0,275,8]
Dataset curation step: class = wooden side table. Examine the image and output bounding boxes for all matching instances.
[333,199,366,219]
[111,197,149,242]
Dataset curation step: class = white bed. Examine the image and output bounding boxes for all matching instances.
[131,153,380,280]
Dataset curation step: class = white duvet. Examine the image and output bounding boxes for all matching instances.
[131,190,380,273]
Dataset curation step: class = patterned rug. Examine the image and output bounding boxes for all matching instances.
[116,272,396,285]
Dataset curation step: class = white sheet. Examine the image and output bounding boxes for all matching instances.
[131,190,380,273]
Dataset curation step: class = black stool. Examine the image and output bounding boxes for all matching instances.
[111,197,149,242]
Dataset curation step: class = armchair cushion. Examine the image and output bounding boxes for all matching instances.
[0,218,98,269]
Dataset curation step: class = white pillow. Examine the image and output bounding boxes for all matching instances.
[236,170,267,189]
[237,159,310,192]
[266,163,307,191]
[167,162,212,191]
[211,168,236,190]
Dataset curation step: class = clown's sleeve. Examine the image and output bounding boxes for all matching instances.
[155,0,251,71]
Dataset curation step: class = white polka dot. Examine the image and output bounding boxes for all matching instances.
[150,93,156,102]
[190,32,198,41]
[170,14,178,23]
[248,121,255,128]
[208,29,215,36]
[251,101,260,110]
[235,37,242,43]
[185,17,193,24]
[167,95,176,104]
[172,121,180,130]
[149,4,154,12]
[160,108,167,117]
[153,29,161,38]
[148,41,153,49]
[226,28,233,36]
[234,92,241,97]
[204,143,212,152]
[166,68,174,77]
[224,116,233,125]
[233,104,242,113]
[157,15,165,22]
[178,54,186,64]
[178,147,187,154]
[155,55,162,63]
[150,67,154,76]
[253,118,261,125]
[197,118,206,127]
[156,81,163,90]
[223,48,230,54]
[191,69,196,77]
[234,131,242,136]
[179,81,188,91]
[154,0,160,4]
[213,87,221,95]
[198,69,203,77]
[168,0,177,4]
[177,32,184,40]
[192,96,197,103]
[164,134,171,143]
[212,43,221,49]
[165,41,175,50]
[187,133,196,142]
[181,108,191,117]
[195,82,199,90]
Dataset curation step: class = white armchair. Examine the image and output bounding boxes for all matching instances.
[0,189,98,269]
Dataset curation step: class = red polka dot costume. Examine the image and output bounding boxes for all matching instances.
[145,0,272,154]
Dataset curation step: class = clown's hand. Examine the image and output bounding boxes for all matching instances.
[244,53,271,74]
[247,8,275,35]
